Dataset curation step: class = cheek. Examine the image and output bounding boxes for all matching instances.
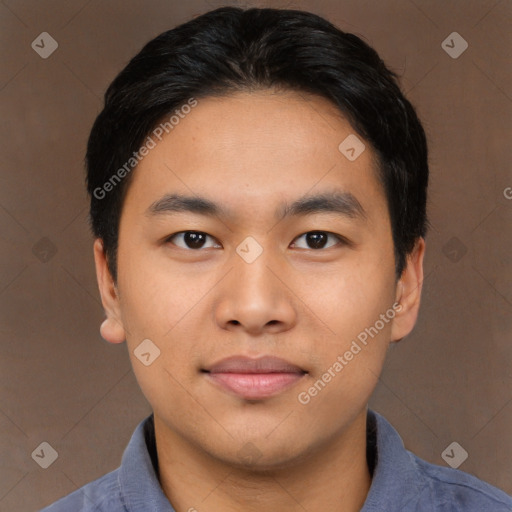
[116,264,203,392]
[119,276,201,421]
[118,245,206,337]
[296,295,393,427]
[296,249,396,405]
[298,259,395,343]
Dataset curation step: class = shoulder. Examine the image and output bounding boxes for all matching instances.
[368,410,511,511]
[412,453,512,511]
[38,468,123,512]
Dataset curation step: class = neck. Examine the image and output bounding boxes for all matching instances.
[154,408,372,512]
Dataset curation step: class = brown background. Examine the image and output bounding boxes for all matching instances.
[0,0,511,510]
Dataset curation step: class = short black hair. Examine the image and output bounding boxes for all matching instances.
[86,6,429,285]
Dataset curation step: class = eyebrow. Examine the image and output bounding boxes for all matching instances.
[145,190,367,222]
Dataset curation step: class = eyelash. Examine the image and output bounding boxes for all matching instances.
[164,230,348,251]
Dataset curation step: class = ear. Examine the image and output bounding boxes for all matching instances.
[93,238,126,344]
[390,237,426,343]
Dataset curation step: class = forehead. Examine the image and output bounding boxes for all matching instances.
[122,89,387,224]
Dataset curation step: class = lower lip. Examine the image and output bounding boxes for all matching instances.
[206,372,305,400]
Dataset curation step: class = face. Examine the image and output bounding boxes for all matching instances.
[95,89,424,469]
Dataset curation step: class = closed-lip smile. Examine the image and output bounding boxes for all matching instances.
[202,355,307,400]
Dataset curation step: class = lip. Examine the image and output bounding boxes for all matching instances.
[203,356,307,400]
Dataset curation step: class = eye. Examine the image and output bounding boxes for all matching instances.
[165,231,221,250]
[291,231,345,250]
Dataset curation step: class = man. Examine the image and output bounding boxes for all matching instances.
[41,6,512,511]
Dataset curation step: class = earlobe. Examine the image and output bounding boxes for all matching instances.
[100,317,126,344]
[93,238,126,344]
[390,237,426,343]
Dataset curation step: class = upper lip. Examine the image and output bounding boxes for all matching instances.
[204,355,306,374]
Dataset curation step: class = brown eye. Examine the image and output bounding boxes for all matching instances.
[291,231,344,250]
[166,231,221,250]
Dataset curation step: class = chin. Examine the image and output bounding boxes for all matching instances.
[206,437,312,473]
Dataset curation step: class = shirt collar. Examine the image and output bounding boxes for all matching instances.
[118,413,176,511]
[362,409,427,511]
[118,409,424,511]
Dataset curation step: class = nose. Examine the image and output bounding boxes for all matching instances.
[214,247,297,336]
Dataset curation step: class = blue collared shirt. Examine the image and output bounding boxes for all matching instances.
[39,409,512,511]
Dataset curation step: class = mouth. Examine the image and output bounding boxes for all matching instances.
[202,355,308,400]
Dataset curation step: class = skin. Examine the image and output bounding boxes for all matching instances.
[94,89,425,512]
